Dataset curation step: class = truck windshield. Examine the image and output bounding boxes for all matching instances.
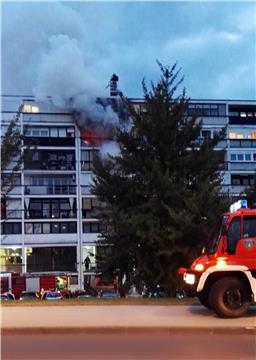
[205,216,228,254]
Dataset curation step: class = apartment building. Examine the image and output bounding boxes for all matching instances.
[1,95,255,290]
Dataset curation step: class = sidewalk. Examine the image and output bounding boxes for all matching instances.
[2,305,256,334]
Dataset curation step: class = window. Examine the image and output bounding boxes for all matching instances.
[81,150,97,171]
[230,154,236,161]
[243,217,256,238]
[188,103,226,117]
[231,177,240,186]
[34,223,42,234]
[23,104,39,113]
[28,199,74,219]
[25,223,33,234]
[245,154,251,161]
[50,128,58,137]
[67,128,75,137]
[59,128,66,137]
[1,223,21,234]
[52,223,60,233]
[32,152,39,161]
[60,223,68,233]
[25,222,76,234]
[229,111,239,117]
[43,223,51,234]
[82,198,100,218]
[227,217,241,254]
[25,126,75,138]
[237,154,243,161]
[82,198,92,210]
[231,175,255,186]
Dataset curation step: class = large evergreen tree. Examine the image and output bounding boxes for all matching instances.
[93,63,228,295]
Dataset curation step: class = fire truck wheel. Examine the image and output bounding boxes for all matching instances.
[209,277,250,318]
[198,290,211,309]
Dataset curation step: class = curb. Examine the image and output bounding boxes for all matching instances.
[2,326,256,335]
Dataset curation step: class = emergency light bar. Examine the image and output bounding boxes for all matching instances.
[230,199,247,213]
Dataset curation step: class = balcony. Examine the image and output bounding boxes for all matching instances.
[24,137,75,147]
[229,162,256,171]
[24,160,75,171]
[25,185,76,196]
[229,139,256,148]
[24,150,76,171]
[25,210,77,219]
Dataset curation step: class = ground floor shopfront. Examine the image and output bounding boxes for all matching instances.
[0,244,111,290]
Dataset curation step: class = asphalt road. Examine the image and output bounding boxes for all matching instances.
[2,305,256,331]
[2,332,256,360]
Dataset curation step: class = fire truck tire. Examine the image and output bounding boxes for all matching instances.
[198,291,211,309]
[209,277,250,318]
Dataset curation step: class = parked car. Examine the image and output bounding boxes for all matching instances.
[0,293,15,301]
[41,291,62,300]
[19,291,39,300]
[98,289,119,298]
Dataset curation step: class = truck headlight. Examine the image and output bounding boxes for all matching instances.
[184,273,196,285]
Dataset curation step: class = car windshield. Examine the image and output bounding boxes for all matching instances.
[205,216,228,254]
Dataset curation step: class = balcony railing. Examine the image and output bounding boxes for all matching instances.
[229,162,256,171]
[25,185,76,195]
[229,139,256,148]
[24,161,76,171]
[24,137,75,147]
[25,210,77,219]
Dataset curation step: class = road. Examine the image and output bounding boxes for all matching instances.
[2,332,256,360]
[2,304,256,331]
[2,305,256,359]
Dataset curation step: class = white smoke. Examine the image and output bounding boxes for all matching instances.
[3,2,121,131]
[99,141,121,158]
[33,33,120,130]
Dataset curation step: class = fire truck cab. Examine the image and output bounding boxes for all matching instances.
[179,200,256,318]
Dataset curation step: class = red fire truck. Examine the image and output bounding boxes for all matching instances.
[179,200,256,318]
[0,273,56,299]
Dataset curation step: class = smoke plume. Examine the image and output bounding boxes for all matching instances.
[3,2,123,141]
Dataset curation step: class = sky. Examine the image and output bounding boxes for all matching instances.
[1,1,256,102]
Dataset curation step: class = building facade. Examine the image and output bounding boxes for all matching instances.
[1,95,256,290]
